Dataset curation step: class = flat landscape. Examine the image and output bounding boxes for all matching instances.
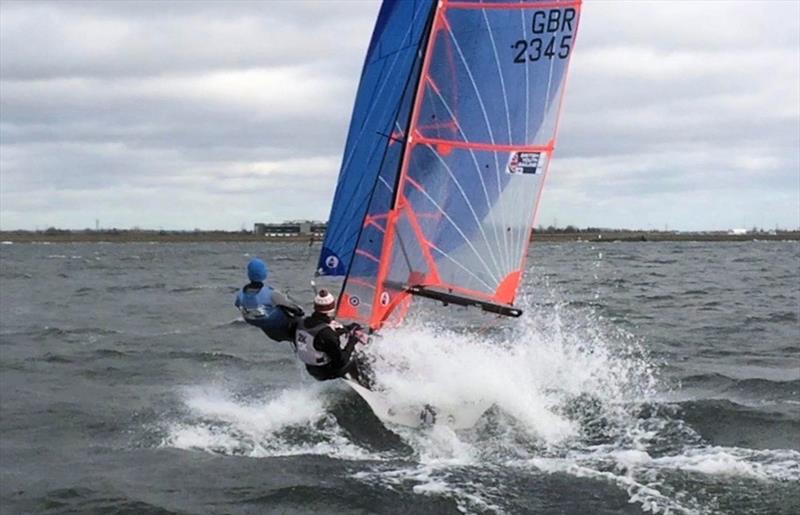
[2,229,797,243]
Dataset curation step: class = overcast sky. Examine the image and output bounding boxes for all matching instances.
[1,0,798,231]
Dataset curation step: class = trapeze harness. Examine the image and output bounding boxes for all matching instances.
[238,285,275,322]
[293,320,342,366]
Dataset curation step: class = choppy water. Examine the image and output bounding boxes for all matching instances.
[0,240,798,514]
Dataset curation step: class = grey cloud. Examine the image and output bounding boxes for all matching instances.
[580,1,800,52]
[1,0,798,231]
[0,1,377,80]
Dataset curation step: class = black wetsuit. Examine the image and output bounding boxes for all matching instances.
[299,312,366,384]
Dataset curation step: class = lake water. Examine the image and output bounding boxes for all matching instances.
[1,240,798,514]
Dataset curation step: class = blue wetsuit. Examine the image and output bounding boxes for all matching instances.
[235,281,303,342]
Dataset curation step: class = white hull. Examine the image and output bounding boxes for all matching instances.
[343,379,490,429]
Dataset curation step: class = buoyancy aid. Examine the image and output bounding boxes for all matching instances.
[293,320,337,366]
[237,284,275,322]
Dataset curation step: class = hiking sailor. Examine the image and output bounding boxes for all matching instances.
[234,257,304,342]
[293,289,369,385]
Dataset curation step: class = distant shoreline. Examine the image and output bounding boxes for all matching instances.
[1,230,798,244]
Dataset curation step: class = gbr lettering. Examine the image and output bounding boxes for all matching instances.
[511,8,576,64]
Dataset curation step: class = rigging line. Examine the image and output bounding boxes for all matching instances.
[406,177,501,285]
[493,148,511,273]
[511,180,535,270]
[514,8,529,262]
[481,9,515,270]
[327,125,398,248]
[355,0,439,325]
[512,56,558,270]
[535,44,556,148]
[326,2,430,249]
[326,72,394,246]
[326,113,412,270]
[515,180,538,268]
[423,143,503,279]
[332,191,377,250]
[331,122,410,250]
[339,1,431,173]
[522,16,579,272]
[388,1,439,213]
[395,228,414,276]
[348,277,376,290]
[481,9,512,144]
[429,243,495,292]
[445,20,512,274]
[482,8,516,271]
[367,1,439,309]
[442,15,498,151]
[425,82,505,272]
[377,175,393,192]
[521,9,530,145]
[326,69,428,254]
[333,149,408,273]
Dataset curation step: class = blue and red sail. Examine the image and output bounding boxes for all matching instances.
[319,0,582,331]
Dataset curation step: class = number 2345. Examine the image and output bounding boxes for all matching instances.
[512,35,572,63]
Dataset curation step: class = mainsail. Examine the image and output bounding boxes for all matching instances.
[320,0,582,331]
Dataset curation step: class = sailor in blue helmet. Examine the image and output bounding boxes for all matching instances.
[292,289,371,386]
[235,258,304,342]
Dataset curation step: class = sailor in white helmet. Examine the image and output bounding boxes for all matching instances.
[292,289,368,385]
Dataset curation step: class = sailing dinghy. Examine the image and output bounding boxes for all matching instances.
[317,0,582,427]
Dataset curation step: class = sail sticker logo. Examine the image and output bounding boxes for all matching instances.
[380,292,391,306]
[508,152,546,175]
[325,255,339,269]
[349,295,360,307]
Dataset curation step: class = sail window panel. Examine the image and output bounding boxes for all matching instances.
[386,215,429,284]
[486,161,544,273]
[400,145,527,295]
[338,253,376,323]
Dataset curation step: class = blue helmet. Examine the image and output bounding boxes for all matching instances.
[247,258,268,282]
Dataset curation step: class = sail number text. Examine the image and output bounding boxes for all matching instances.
[512,8,576,64]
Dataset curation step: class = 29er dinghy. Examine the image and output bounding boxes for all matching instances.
[316,0,582,428]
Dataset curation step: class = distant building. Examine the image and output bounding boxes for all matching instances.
[729,228,747,235]
[253,221,327,237]
[310,223,326,237]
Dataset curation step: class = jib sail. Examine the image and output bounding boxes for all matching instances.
[317,0,437,277]
[324,0,582,331]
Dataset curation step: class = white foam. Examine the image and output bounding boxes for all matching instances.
[513,444,800,514]
[612,449,654,468]
[354,462,502,514]
[363,298,654,445]
[652,447,800,481]
[157,289,795,514]
[161,385,375,460]
[517,457,701,514]
[183,386,326,434]
[343,299,668,512]
[168,424,246,455]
